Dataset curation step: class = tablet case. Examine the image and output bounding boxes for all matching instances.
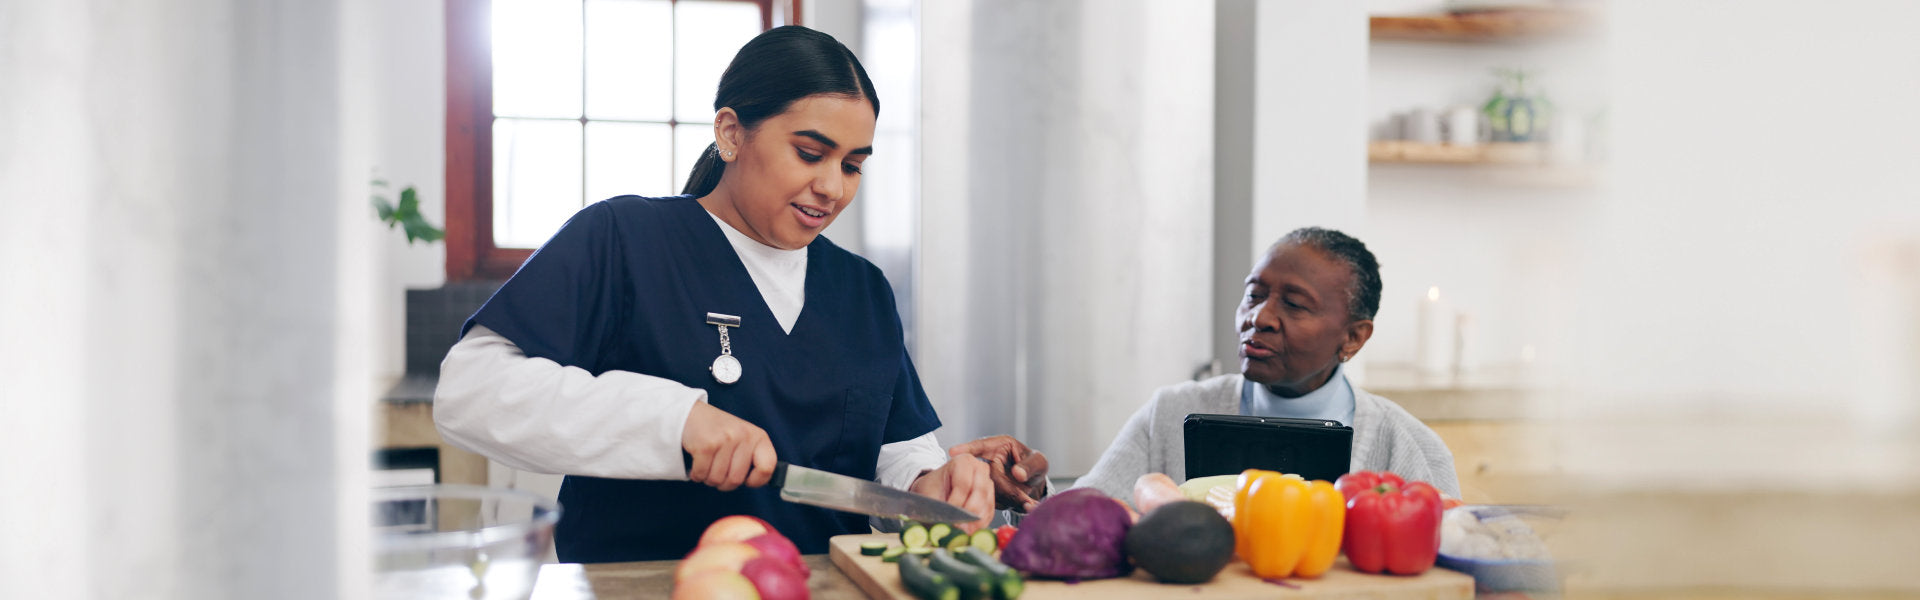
[1183,414,1354,482]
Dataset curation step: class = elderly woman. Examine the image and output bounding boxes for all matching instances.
[1073,227,1461,498]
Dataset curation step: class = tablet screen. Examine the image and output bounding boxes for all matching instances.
[1182,414,1353,481]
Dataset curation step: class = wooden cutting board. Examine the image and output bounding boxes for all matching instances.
[828,534,1474,600]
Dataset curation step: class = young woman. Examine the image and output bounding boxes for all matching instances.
[1072,228,1461,499]
[433,26,1022,562]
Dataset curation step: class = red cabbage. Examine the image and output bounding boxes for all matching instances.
[999,488,1134,580]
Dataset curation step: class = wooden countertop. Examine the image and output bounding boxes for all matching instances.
[530,554,865,600]
[528,552,1497,600]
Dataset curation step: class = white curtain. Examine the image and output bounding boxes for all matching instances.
[0,1,373,597]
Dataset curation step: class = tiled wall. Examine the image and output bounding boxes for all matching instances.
[404,281,503,376]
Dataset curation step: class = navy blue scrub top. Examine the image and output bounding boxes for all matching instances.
[462,195,941,562]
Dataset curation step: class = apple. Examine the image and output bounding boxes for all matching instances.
[740,555,810,600]
[675,542,761,582]
[743,533,808,576]
[698,515,774,547]
[672,569,762,600]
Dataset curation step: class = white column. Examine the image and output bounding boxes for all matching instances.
[918,0,1215,473]
[1213,0,1371,377]
[915,0,981,444]
[806,0,868,255]
[0,1,367,597]
[1250,1,1370,254]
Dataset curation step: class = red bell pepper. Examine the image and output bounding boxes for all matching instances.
[1333,471,1443,575]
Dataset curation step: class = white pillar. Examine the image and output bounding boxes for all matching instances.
[1,1,368,597]
[918,0,1215,474]
[1212,0,1371,374]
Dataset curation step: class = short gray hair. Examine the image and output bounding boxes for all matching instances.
[1271,227,1381,322]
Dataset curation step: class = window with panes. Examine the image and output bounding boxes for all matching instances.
[445,0,787,280]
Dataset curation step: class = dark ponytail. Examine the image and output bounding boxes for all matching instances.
[681,25,880,197]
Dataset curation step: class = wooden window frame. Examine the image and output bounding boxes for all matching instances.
[444,0,793,281]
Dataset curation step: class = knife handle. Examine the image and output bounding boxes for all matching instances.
[683,452,790,490]
[767,460,790,489]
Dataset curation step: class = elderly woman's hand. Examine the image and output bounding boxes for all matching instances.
[948,435,1050,512]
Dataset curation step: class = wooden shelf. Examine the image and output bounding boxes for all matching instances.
[1369,142,1602,187]
[1369,141,1552,164]
[1370,8,1593,43]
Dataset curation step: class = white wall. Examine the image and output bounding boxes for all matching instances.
[1549,2,1920,589]
[804,0,870,255]
[1363,33,1606,379]
[355,0,449,383]
[1251,1,1371,243]
[1364,170,1589,379]
[1,1,373,597]
[1561,0,1920,482]
[918,0,1215,473]
[1212,1,1371,373]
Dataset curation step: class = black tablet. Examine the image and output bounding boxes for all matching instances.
[1183,414,1353,482]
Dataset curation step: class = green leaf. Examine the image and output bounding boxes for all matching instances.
[401,215,446,245]
[372,196,396,222]
[371,181,444,244]
[398,187,420,214]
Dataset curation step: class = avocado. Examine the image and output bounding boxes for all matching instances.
[1124,500,1236,584]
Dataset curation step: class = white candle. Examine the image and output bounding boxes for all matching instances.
[1415,286,1453,383]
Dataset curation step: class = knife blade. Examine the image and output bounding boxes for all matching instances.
[769,461,980,524]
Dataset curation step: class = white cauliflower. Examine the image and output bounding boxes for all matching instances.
[1440,506,1554,561]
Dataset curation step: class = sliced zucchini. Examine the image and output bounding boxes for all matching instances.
[955,547,1024,600]
[967,529,998,554]
[907,547,936,557]
[880,545,909,563]
[928,549,995,600]
[944,530,972,553]
[898,554,960,600]
[926,523,953,548]
[860,541,889,556]
[901,523,930,549]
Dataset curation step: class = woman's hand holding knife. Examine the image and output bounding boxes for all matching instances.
[681,401,779,491]
[680,402,1027,533]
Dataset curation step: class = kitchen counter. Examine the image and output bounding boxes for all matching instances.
[374,373,488,487]
[526,553,1520,600]
[529,554,863,599]
[520,553,1920,600]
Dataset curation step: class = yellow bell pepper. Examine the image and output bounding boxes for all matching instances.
[1232,471,1345,579]
[1231,470,1300,555]
[1231,469,1275,560]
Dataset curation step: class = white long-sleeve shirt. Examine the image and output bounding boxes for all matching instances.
[432,209,949,491]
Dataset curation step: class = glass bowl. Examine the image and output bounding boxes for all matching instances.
[373,484,561,600]
[1435,504,1564,593]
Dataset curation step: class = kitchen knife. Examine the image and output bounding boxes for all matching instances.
[769,460,979,524]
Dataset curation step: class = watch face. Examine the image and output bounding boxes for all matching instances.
[711,355,741,384]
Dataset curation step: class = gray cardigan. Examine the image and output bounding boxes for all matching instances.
[1071,374,1461,499]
